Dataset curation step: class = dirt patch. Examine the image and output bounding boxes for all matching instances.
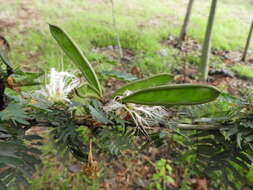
[0,1,44,35]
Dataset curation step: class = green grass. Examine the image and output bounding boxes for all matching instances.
[247,166,253,185]
[186,0,252,50]
[28,161,101,190]
[3,0,252,76]
[232,64,253,81]
[25,134,102,190]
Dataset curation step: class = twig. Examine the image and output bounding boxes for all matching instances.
[176,123,224,130]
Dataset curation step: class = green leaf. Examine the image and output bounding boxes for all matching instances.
[236,153,251,165]
[113,74,173,97]
[0,180,7,190]
[0,156,24,166]
[2,171,15,186]
[198,138,217,145]
[88,100,113,124]
[121,84,220,106]
[0,49,12,70]
[0,104,30,125]
[225,162,244,182]
[75,83,100,99]
[0,140,41,189]
[18,152,41,166]
[16,174,29,187]
[0,168,14,179]
[24,135,43,141]
[245,134,253,142]
[221,168,229,188]
[49,24,102,96]
[230,157,249,170]
[13,70,42,87]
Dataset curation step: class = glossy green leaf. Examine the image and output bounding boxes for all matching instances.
[0,41,12,70]
[112,74,173,97]
[88,105,113,124]
[121,84,220,106]
[49,24,102,96]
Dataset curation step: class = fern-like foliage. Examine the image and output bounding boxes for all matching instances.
[190,130,252,189]
[176,93,253,189]
[0,140,41,190]
[48,110,89,162]
[0,102,42,189]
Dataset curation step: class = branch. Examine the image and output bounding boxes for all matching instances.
[176,123,224,130]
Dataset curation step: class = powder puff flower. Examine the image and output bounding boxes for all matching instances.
[36,68,81,103]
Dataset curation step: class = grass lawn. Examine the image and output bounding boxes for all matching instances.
[1,0,253,75]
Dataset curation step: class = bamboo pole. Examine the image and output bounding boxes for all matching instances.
[242,20,253,62]
[199,0,218,81]
[179,0,195,43]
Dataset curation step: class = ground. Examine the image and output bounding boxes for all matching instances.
[1,0,253,189]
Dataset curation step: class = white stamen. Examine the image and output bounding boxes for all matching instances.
[36,68,81,103]
[103,97,168,133]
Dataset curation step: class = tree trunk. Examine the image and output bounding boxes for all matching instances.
[199,0,218,81]
[242,20,253,62]
[179,0,195,42]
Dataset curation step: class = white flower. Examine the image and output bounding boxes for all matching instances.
[36,68,81,103]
